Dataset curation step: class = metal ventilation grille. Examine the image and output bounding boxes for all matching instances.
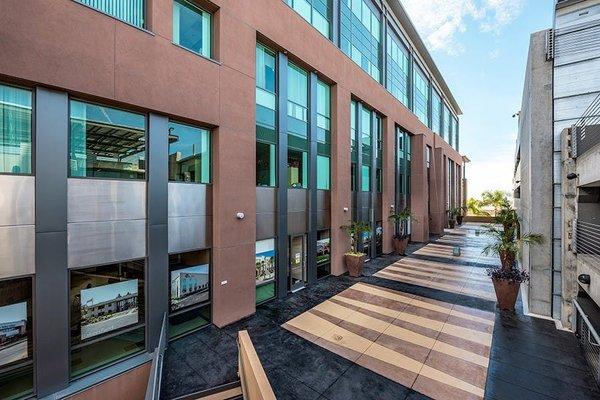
[546,29,554,60]
[575,300,600,385]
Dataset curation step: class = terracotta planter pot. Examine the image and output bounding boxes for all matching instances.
[456,216,463,225]
[491,278,521,311]
[392,237,409,255]
[499,250,515,270]
[345,254,366,277]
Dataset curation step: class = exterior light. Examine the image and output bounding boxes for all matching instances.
[578,274,591,285]
[567,173,578,180]
[236,212,245,220]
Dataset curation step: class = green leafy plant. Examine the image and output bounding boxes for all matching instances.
[388,208,417,239]
[467,198,489,216]
[480,190,511,216]
[340,220,371,256]
[448,207,463,219]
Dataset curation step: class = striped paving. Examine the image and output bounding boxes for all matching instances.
[282,282,495,400]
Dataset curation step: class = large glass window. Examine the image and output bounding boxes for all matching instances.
[288,149,308,188]
[431,89,442,136]
[375,115,382,193]
[286,0,331,38]
[453,117,460,151]
[168,250,211,339]
[316,229,331,279]
[351,101,358,191]
[287,64,309,138]
[386,29,410,107]
[69,101,146,179]
[340,0,381,82]
[256,44,277,187]
[361,107,372,192]
[256,239,276,304]
[443,104,451,142]
[413,64,429,126]
[173,0,211,58]
[77,0,145,28]
[0,278,33,400]
[0,85,32,175]
[168,122,210,183]
[70,261,145,378]
[317,80,331,190]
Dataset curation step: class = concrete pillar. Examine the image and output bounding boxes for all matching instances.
[410,134,429,242]
[382,117,395,254]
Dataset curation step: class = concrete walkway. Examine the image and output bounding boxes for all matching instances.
[162,224,599,400]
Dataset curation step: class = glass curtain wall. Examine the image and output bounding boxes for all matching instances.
[396,126,411,210]
[453,117,459,151]
[340,0,381,82]
[287,63,309,189]
[168,122,210,183]
[70,260,145,378]
[413,63,429,126]
[317,80,331,190]
[286,0,331,38]
[173,0,211,58]
[0,278,33,399]
[168,250,211,338]
[431,89,442,136]
[0,84,32,174]
[385,28,410,107]
[443,104,451,144]
[77,0,145,27]
[256,44,277,187]
[350,101,357,191]
[69,101,146,179]
[360,106,372,192]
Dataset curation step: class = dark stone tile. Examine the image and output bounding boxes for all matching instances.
[322,364,412,400]
[265,366,322,400]
[485,376,556,400]
[160,350,210,399]
[404,389,432,399]
[173,344,238,388]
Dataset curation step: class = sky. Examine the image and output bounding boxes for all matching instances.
[81,279,138,306]
[0,301,27,324]
[400,0,554,199]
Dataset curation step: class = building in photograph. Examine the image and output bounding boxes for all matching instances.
[0,320,26,344]
[514,0,600,377]
[0,0,464,397]
[170,270,209,301]
[81,293,138,321]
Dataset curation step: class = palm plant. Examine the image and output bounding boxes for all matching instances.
[482,225,543,273]
[388,208,416,239]
[340,220,371,255]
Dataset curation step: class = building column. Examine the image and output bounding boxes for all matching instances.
[355,102,365,254]
[370,110,378,259]
[330,85,352,275]
[410,134,429,242]
[146,113,169,349]
[307,72,318,284]
[276,52,289,298]
[34,87,69,396]
[382,118,395,254]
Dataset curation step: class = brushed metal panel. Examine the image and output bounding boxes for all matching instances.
[168,183,211,217]
[554,59,600,98]
[316,190,330,211]
[288,211,307,235]
[168,215,212,253]
[317,210,331,230]
[0,175,35,226]
[554,93,599,121]
[68,179,146,222]
[256,187,276,214]
[376,194,383,220]
[0,225,35,279]
[68,220,147,268]
[256,213,277,240]
[287,189,308,212]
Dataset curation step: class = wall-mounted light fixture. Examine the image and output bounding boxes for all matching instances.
[578,274,591,285]
[236,212,245,220]
[343,207,349,212]
[567,172,578,180]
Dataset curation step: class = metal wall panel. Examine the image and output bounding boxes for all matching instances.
[0,175,35,226]
[376,194,383,221]
[168,183,212,217]
[316,190,331,229]
[554,59,600,98]
[287,189,308,212]
[256,187,277,239]
[288,211,308,235]
[288,189,308,234]
[554,92,600,121]
[168,215,212,253]
[68,219,146,268]
[68,179,146,222]
[0,225,35,279]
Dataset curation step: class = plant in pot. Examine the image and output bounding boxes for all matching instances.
[482,209,543,311]
[388,208,416,256]
[455,206,466,226]
[340,220,371,277]
[448,207,461,229]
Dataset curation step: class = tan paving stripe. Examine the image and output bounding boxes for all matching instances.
[317,323,375,355]
[436,332,491,358]
[363,341,424,375]
[389,263,488,282]
[396,257,473,271]
[311,299,358,322]
[356,353,419,388]
[413,374,483,400]
[425,348,488,389]
[352,282,416,305]
[432,340,489,367]
[382,322,437,349]
[452,304,495,322]
[332,294,401,319]
[385,265,475,283]
[284,309,338,339]
[338,287,413,313]
[446,314,494,333]
[375,270,465,293]
[441,323,493,347]
[419,364,485,398]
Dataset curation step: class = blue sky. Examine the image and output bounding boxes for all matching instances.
[81,279,138,306]
[401,0,554,198]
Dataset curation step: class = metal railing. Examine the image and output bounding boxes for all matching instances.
[145,313,168,400]
[573,93,600,158]
[574,220,600,265]
[575,300,600,385]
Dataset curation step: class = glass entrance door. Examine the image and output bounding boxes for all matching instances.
[289,234,307,292]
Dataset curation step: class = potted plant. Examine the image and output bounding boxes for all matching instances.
[340,220,371,277]
[448,207,461,229]
[482,207,543,311]
[388,208,416,256]
[455,207,466,226]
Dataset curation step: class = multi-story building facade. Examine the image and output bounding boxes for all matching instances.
[514,0,600,359]
[0,0,463,398]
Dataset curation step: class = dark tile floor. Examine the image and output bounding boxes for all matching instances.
[161,233,599,400]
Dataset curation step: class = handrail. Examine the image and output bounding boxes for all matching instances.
[145,313,168,400]
[576,219,600,265]
[574,92,600,157]
[237,330,276,400]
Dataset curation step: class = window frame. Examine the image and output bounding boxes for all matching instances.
[0,83,35,177]
[68,99,148,182]
[74,0,147,30]
[168,120,212,185]
[172,0,213,59]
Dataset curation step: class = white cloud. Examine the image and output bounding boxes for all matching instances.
[400,0,524,55]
